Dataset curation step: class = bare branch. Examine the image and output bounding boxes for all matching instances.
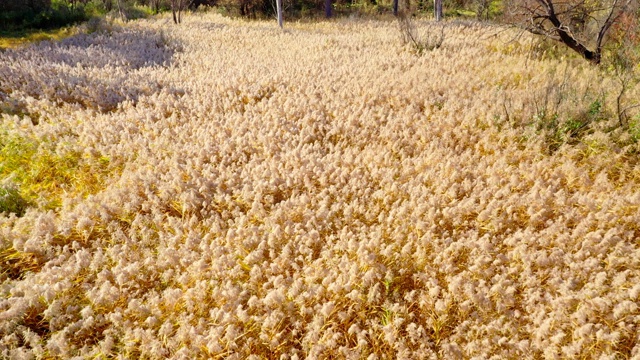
[505,0,636,64]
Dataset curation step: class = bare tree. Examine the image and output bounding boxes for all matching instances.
[150,0,162,14]
[505,0,636,64]
[171,0,191,24]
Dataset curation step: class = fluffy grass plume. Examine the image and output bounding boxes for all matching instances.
[1,12,640,359]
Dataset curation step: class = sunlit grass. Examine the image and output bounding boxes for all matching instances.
[0,26,78,49]
[0,13,638,359]
[0,128,117,211]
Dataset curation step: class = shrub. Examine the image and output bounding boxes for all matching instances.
[397,14,444,55]
[0,0,89,31]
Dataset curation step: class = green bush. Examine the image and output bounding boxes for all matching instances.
[0,0,89,31]
[0,0,51,13]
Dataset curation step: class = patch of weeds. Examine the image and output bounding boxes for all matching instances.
[398,14,444,55]
[81,16,108,34]
[629,115,640,143]
[581,138,608,157]
[0,185,28,216]
[565,99,605,138]
[588,98,603,117]
[533,96,608,154]
[379,306,393,326]
[0,26,78,49]
[537,113,563,154]
[0,129,118,211]
[562,100,600,137]
[127,5,155,20]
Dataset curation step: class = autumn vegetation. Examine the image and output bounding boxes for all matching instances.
[1,1,640,359]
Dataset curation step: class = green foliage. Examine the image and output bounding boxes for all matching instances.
[0,0,51,13]
[0,186,28,216]
[629,115,640,143]
[334,1,384,17]
[435,0,503,20]
[0,0,159,47]
[588,98,603,118]
[0,26,77,49]
[0,128,116,211]
[0,0,90,31]
[530,93,609,154]
[125,4,157,19]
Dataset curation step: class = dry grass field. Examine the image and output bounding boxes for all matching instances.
[1,12,640,359]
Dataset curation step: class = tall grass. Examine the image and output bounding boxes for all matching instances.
[0,13,639,359]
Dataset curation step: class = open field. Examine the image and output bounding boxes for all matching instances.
[1,13,640,359]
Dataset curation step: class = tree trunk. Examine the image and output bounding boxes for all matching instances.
[325,0,332,18]
[172,0,178,24]
[554,26,600,63]
[544,4,601,64]
[393,0,398,16]
[434,0,442,21]
[276,0,283,28]
[117,0,125,20]
[508,0,633,65]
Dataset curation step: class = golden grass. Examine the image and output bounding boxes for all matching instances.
[0,12,639,359]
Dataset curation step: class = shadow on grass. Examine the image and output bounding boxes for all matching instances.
[11,21,177,69]
[0,185,28,217]
[0,22,182,112]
